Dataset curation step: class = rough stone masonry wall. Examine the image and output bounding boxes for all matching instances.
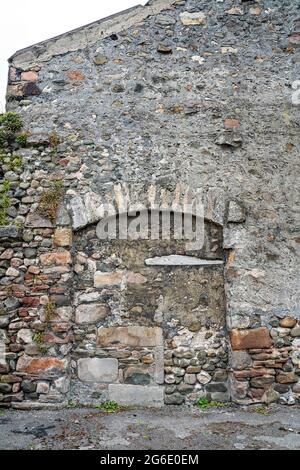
[0,0,300,408]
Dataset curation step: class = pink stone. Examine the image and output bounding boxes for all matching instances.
[0,249,14,260]
[21,71,38,82]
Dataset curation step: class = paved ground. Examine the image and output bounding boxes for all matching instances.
[0,405,299,450]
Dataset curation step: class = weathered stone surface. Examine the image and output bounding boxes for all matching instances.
[227,201,246,224]
[164,392,184,405]
[0,226,21,239]
[94,271,123,287]
[197,371,212,385]
[16,329,33,344]
[16,356,67,374]
[180,12,206,26]
[262,388,280,404]
[108,384,164,407]
[53,228,73,247]
[40,252,72,266]
[250,376,275,389]
[231,351,252,370]
[124,366,151,385]
[291,326,300,337]
[280,317,297,328]
[75,303,108,324]
[97,326,163,348]
[78,358,118,383]
[36,382,50,394]
[230,328,272,350]
[276,372,298,384]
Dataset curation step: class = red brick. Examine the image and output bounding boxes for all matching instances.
[230,327,272,350]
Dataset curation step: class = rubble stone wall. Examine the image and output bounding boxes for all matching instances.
[0,0,299,408]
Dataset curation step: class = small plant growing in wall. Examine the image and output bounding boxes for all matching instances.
[196,397,230,411]
[15,132,28,147]
[49,132,60,149]
[94,401,120,413]
[0,180,11,226]
[33,332,49,355]
[44,302,56,323]
[38,180,64,222]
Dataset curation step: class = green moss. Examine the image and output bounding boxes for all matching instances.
[0,112,22,132]
[0,180,11,226]
[33,332,44,344]
[196,397,230,411]
[44,302,56,322]
[49,132,59,148]
[38,180,64,222]
[16,132,28,146]
[9,155,22,171]
[94,401,120,413]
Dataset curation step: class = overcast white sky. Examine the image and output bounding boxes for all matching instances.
[0,0,148,111]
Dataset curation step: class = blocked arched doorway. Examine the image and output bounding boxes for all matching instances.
[70,210,228,406]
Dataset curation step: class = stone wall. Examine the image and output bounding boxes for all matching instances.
[0,0,299,408]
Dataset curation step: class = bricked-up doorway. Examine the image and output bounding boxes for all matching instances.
[71,214,228,406]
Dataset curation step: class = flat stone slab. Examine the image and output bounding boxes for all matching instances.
[108,384,164,407]
[145,255,224,266]
[97,326,163,348]
[75,303,108,324]
[78,358,118,383]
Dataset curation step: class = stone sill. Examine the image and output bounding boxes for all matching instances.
[145,255,224,267]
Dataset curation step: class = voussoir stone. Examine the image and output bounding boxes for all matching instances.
[230,327,272,350]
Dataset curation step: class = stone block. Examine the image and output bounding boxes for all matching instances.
[231,350,252,370]
[94,271,123,287]
[124,366,151,385]
[78,358,118,383]
[97,326,163,348]
[108,384,164,407]
[53,228,73,247]
[230,327,272,350]
[40,251,72,266]
[16,356,67,374]
[180,12,206,25]
[75,303,108,324]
